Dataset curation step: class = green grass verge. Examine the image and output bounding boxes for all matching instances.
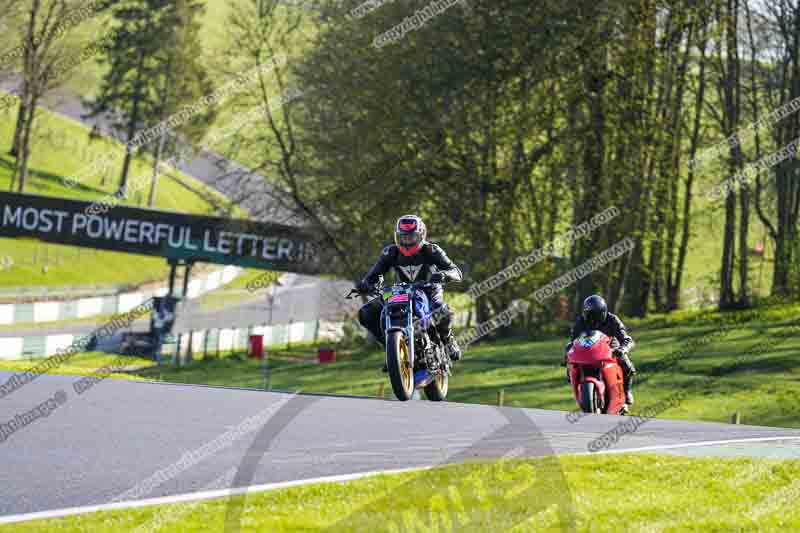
[0,351,154,380]
[3,453,798,532]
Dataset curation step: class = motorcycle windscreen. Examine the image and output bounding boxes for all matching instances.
[567,330,615,366]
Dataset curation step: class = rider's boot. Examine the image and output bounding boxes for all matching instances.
[623,372,634,405]
[444,332,461,361]
[616,351,636,405]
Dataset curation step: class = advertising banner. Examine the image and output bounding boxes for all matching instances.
[0,192,326,273]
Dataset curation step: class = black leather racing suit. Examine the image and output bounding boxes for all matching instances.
[357,242,462,344]
[565,312,636,377]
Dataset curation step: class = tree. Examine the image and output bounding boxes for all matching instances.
[749,0,800,300]
[7,0,84,192]
[88,0,178,195]
[287,0,582,321]
[143,0,215,207]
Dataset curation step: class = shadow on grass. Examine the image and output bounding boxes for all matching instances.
[708,351,799,378]
[0,156,111,197]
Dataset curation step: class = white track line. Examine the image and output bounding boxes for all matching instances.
[0,467,430,525]
[599,435,800,455]
[2,435,799,524]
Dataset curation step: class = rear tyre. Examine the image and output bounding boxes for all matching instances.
[386,330,414,401]
[424,371,448,401]
[579,382,598,413]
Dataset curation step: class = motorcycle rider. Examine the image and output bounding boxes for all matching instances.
[355,215,463,367]
[565,294,636,405]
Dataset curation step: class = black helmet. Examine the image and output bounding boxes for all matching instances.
[582,295,607,328]
[395,214,427,256]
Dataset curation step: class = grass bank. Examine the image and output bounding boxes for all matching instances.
[3,453,798,532]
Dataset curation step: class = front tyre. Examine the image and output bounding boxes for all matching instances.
[424,371,448,401]
[579,381,599,413]
[386,330,414,401]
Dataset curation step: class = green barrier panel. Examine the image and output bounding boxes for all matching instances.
[15,304,34,323]
[60,300,79,320]
[304,320,318,342]
[271,325,288,346]
[21,336,46,358]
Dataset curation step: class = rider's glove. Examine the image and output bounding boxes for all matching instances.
[356,279,373,293]
[612,347,626,358]
[429,272,445,284]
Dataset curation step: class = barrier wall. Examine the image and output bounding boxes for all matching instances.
[0,266,241,326]
[0,309,473,360]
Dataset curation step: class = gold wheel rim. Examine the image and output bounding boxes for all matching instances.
[399,338,412,391]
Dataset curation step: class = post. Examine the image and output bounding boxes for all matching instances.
[268,283,276,325]
[497,389,505,406]
[174,334,182,367]
[731,412,741,424]
[186,331,194,364]
[378,383,385,399]
[167,261,178,297]
[182,261,193,302]
[262,351,270,391]
[203,330,209,360]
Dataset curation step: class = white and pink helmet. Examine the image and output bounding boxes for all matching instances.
[395,215,427,256]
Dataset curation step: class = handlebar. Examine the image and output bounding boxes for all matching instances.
[345,280,442,300]
[345,286,382,299]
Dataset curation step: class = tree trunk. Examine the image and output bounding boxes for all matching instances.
[10,99,25,157]
[720,190,737,307]
[119,48,147,196]
[772,166,793,296]
[738,183,750,306]
[718,0,743,310]
[15,95,37,193]
[669,25,709,310]
[148,130,167,207]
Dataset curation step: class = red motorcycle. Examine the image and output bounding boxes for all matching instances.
[566,331,627,415]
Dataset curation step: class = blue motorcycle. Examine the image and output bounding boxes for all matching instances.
[348,281,451,401]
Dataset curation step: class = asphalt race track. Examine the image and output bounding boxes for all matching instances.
[1,370,799,521]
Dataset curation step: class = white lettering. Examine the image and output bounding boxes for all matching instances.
[262,237,278,260]
[124,219,140,243]
[3,206,21,227]
[38,209,54,232]
[203,230,217,252]
[52,210,68,232]
[72,214,88,234]
[168,226,183,248]
[21,207,38,230]
[184,227,198,250]
[86,216,103,238]
[104,218,125,240]
[277,239,293,260]
[218,231,232,255]
[155,224,170,245]
[236,233,255,255]
[139,221,154,245]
